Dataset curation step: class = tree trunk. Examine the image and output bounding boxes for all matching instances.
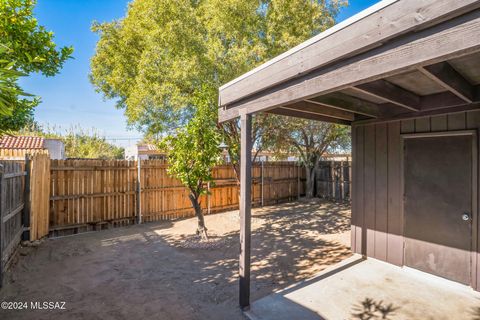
[188,193,208,240]
[305,165,316,198]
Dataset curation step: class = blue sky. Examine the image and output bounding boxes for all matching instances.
[20,0,378,148]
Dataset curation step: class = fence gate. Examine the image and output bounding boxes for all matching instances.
[0,161,26,286]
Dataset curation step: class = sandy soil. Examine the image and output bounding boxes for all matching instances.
[0,199,351,320]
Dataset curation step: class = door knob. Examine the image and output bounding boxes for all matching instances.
[462,213,471,221]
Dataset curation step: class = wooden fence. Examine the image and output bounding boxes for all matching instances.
[315,161,352,201]
[0,148,48,160]
[49,160,305,235]
[27,154,50,240]
[0,160,26,285]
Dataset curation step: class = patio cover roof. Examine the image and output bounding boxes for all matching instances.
[218,0,480,310]
[218,0,480,125]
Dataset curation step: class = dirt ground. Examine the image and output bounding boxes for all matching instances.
[0,199,351,320]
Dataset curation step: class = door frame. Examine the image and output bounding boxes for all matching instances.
[400,129,478,288]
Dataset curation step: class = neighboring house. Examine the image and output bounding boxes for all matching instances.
[124,143,167,161]
[0,136,65,160]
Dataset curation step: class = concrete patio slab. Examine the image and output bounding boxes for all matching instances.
[245,255,480,320]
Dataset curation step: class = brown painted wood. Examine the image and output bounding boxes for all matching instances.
[308,93,384,118]
[219,10,480,122]
[403,134,474,284]
[354,79,420,111]
[466,110,480,289]
[364,125,376,258]
[420,92,468,111]
[375,123,388,261]
[386,122,403,266]
[281,101,355,121]
[219,0,480,106]
[419,62,475,102]
[239,113,252,309]
[448,112,467,130]
[266,107,351,125]
[431,115,448,131]
[352,125,365,254]
[415,117,431,133]
[401,119,415,133]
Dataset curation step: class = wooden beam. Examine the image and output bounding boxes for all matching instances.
[418,61,475,103]
[219,0,480,106]
[354,103,480,125]
[239,112,252,309]
[281,101,355,121]
[267,107,352,125]
[420,91,467,110]
[352,79,420,111]
[308,93,385,118]
[218,10,480,122]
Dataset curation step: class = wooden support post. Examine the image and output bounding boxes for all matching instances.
[239,112,252,309]
[22,155,31,241]
[136,160,142,224]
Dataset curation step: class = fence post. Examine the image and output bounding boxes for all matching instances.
[330,161,335,200]
[261,161,264,207]
[340,161,345,201]
[297,163,300,200]
[136,160,142,224]
[0,164,4,287]
[22,155,31,241]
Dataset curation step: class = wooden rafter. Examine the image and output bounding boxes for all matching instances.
[307,93,385,118]
[418,62,475,103]
[352,79,420,111]
[267,107,351,125]
[279,101,355,121]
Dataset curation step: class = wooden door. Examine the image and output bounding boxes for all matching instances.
[404,134,474,285]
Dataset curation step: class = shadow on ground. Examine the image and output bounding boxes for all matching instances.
[0,199,351,320]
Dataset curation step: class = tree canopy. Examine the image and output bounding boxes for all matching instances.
[264,117,350,197]
[90,0,346,135]
[0,0,73,132]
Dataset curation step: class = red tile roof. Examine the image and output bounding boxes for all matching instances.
[0,136,45,149]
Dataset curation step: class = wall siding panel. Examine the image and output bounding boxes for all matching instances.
[448,112,467,130]
[352,125,365,254]
[364,125,376,258]
[387,121,403,266]
[353,110,480,276]
[466,110,480,291]
[375,123,388,261]
[431,115,448,131]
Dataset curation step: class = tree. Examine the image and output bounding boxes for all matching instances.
[19,124,125,159]
[161,94,221,239]
[90,0,347,176]
[264,117,351,197]
[0,45,35,133]
[0,0,73,132]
